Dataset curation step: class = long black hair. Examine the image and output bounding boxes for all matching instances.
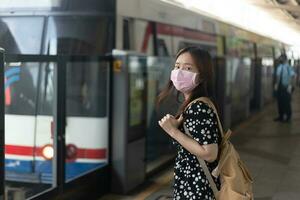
[157,46,216,117]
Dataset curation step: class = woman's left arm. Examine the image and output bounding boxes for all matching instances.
[172,128,218,162]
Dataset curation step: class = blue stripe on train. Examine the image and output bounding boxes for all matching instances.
[5,159,107,183]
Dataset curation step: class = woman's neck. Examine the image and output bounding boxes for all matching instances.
[184,93,191,101]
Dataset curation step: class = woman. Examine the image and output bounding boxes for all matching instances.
[157,46,221,200]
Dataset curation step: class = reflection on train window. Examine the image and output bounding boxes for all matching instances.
[5,63,39,115]
[0,17,44,54]
[38,63,55,115]
[66,62,108,117]
[65,61,109,181]
[129,57,145,127]
[226,57,252,124]
[57,38,96,54]
[262,58,274,66]
[47,17,114,55]
[0,20,19,54]
[37,61,108,117]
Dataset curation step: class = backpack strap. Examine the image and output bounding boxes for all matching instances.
[185,97,224,137]
[183,124,219,198]
[183,97,226,197]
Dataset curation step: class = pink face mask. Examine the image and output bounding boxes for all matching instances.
[170,69,199,93]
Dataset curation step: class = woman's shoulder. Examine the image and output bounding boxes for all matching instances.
[184,99,215,117]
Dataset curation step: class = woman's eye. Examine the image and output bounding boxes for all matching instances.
[175,66,180,69]
[187,67,191,70]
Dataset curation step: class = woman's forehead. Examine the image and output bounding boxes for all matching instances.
[176,53,195,64]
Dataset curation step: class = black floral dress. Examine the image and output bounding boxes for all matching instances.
[173,101,221,200]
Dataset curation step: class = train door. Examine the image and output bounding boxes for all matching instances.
[127,56,148,143]
[145,57,176,174]
[262,58,274,105]
[252,45,275,110]
[126,55,148,191]
[213,57,228,128]
[111,51,148,193]
[249,57,257,112]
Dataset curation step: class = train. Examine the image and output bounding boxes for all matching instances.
[0,0,299,192]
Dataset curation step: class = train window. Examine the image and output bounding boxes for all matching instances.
[64,0,114,12]
[0,0,61,10]
[225,38,254,58]
[157,39,169,56]
[257,45,273,58]
[123,19,130,50]
[0,20,19,53]
[0,1,114,13]
[202,20,216,33]
[0,17,44,54]
[36,37,109,118]
[46,16,114,55]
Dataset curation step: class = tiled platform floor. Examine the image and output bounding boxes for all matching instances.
[100,89,300,200]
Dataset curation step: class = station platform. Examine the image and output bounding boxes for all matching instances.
[100,90,300,200]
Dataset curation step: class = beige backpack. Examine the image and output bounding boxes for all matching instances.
[183,97,254,200]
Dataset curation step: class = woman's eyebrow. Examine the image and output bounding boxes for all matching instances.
[175,62,193,65]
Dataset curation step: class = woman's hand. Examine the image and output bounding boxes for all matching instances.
[158,114,183,138]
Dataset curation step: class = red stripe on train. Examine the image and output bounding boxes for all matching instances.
[156,23,216,42]
[141,22,217,53]
[5,145,107,159]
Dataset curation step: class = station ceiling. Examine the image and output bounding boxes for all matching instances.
[248,0,300,31]
[162,0,300,48]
